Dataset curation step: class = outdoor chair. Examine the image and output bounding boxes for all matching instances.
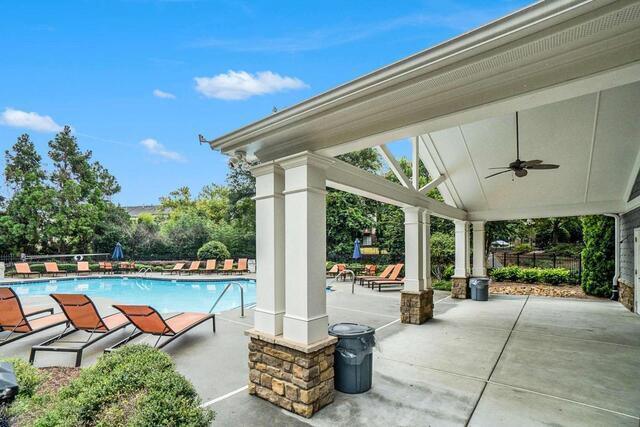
[0,288,67,347]
[184,261,201,274]
[30,294,131,367]
[13,263,40,278]
[162,262,185,275]
[220,259,234,274]
[355,264,394,285]
[327,264,346,279]
[98,262,114,274]
[368,263,405,291]
[233,258,248,274]
[76,261,91,275]
[107,305,215,351]
[203,260,217,274]
[44,262,67,277]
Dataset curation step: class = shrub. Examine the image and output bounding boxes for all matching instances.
[27,345,213,426]
[432,279,452,291]
[490,266,520,282]
[512,243,533,253]
[442,265,454,281]
[197,240,231,261]
[581,215,614,297]
[539,268,570,285]
[1,358,45,399]
[517,268,541,283]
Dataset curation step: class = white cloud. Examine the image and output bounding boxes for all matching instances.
[153,89,176,99]
[194,70,307,100]
[0,107,63,132]
[140,138,186,162]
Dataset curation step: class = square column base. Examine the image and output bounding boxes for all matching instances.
[400,289,433,324]
[451,276,470,299]
[246,329,337,418]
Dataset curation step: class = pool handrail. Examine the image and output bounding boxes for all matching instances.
[209,282,245,317]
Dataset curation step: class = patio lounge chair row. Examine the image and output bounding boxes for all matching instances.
[163,258,248,275]
[0,287,214,367]
[354,263,405,291]
[11,261,137,278]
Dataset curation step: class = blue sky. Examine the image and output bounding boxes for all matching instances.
[0,0,529,205]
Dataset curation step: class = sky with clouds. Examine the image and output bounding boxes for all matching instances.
[0,0,530,205]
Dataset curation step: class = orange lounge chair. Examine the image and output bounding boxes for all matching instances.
[203,260,217,274]
[369,263,405,291]
[44,262,67,277]
[0,288,67,347]
[98,262,113,274]
[13,263,40,278]
[234,258,248,274]
[162,262,185,275]
[356,264,394,285]
[30,294,131,367]
[184,261,201,274]
[77,261,91,275]
[108,305,215,350]
[326,264,346,278]
[220,259,234,275]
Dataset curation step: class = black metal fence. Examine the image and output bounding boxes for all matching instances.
[489,251,582,279]
[0,253,111,267]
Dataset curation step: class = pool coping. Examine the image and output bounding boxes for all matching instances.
[0,274,256,286]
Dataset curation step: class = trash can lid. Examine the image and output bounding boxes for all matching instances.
[329,323,375,337]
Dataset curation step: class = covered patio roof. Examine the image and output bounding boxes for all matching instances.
[206,0,640,221]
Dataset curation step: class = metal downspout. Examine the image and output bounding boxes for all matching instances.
[605,214,620,300]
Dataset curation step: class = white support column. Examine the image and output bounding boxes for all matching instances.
[454,220,470,277]
[251,163,285,336]
[465,221,471,276]
[422,210,432,289]
[403,206,425,292]
[472,221,487,277]
[280,152,333,345]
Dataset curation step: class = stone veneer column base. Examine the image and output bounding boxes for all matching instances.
[618,279,634,312]
[400,289,433,324]
[451,276,470,299]
[246,329,337,418]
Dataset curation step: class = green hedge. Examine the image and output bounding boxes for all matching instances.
[6,345,213,426]
[581,216,614,297]
[490,266,576,285]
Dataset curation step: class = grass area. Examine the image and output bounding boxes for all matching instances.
[2,345,213,426]
[432,279,452,291]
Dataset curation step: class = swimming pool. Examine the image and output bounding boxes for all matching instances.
[5,277,256,314]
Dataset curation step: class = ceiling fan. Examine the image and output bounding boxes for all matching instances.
[485,112,559,179]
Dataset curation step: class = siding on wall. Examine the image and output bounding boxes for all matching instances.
[629,169,640,202]
[620,206,640,285]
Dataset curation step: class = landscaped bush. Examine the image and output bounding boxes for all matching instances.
[8,345,213,426]
[517,268,542,283]
[512,243,534,253]
[442,265,454,280]
[197,240,231,260]
[581,215,614,297]
[1,358,46,399]
[491,266,521,282]
[490,266,573,285]
[432,279,452,291]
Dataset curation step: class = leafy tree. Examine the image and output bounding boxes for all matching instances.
[129,215,170,260]
[430,232,455,278]
[159,186,195,214]
[1,134,54,253]
[581,215,614,297]
[161,210,213,258]
[210,222,255,258]
[91,204,133,254]
[196,184,230,224]
[226,162,255,230]
[47,126,121,253]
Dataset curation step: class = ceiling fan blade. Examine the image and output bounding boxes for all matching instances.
[526,164,559,170]
[488,167,511,170]
[485,170,512,179]
[522,160,543,166]
[515,169,528,177]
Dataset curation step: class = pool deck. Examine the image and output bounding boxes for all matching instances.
[1,274,639,426]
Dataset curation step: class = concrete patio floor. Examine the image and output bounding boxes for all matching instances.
[1,276,639,426]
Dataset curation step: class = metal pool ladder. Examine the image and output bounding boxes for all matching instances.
[209,282,245,317]
[138,267,152,275]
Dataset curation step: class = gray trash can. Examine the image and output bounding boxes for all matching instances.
[470,278,489,301]
[328,323,375,394]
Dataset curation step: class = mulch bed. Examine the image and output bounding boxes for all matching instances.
[38,366,81,395]
[489,282,595,298]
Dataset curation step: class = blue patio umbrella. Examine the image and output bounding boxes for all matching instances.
[111,242,124,260]
[352,238,362,260]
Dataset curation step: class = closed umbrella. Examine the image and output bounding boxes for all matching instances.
[352,239,362,260]
[112,242,124,260]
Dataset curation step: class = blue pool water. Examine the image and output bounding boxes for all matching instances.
[6,277,256,314]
